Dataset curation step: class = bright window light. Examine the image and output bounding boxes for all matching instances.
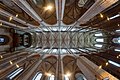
[61,27,67,31]
[0,38,4,42]
[79,49,88,52]
[96,39,104,42]
[43,49,49,52]
[108,60,120,67]
[86,48,97,51]
[32,72,42,80]
[80,29,89,32]
[114,49,120,52]
[45,5,53,11]
[110,14,120,20]
[95,33,103,36]
[103,77,109,80]
[71,28,76,31]
[52,49,57,53]
[7,68,21,78]
[95,44,103,48]
[61,49,67,53]
[34,49,41,51]
[64,76,70,80]
[43,28,49,31]
[64,72,71,80]
[52,27,58,31]
[113,37,120,43]
[118,39,120,43]
[115,29,120,32]
[49,75,55,80]
[70,49,77,53]
[7,68,23,79]
[35,29,41,32]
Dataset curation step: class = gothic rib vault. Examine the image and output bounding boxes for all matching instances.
[0,0,120,80]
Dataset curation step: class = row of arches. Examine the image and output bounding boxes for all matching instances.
[0,52,87,80]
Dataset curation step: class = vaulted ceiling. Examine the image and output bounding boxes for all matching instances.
[0,0,120,80]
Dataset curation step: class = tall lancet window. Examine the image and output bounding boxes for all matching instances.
[64,73,71,80]
[112,37,120,44]
[7,68,23,79]
[95,33,103,37]
[64,75,70,80]
[32,72,42,80]
[49,75,55,80]
[75,73,87,80]
[96,38,104,42]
